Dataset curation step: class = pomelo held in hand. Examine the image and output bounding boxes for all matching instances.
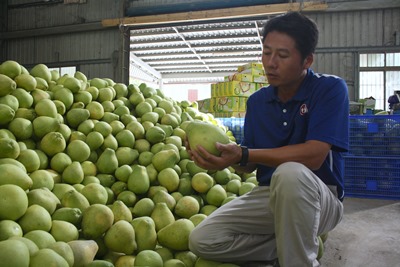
[185,121,230,156]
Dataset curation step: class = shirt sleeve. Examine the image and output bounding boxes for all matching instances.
[306,77,349,152]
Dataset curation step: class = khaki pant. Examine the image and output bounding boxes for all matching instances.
[189,162,344,267]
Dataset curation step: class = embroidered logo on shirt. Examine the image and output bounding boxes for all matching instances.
[300,104,308,115]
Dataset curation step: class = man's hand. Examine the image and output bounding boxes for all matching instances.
[187,142,242,170]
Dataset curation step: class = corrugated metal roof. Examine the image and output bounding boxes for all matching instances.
[130,19,272,83]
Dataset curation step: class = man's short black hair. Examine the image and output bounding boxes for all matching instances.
[262,12,319,60]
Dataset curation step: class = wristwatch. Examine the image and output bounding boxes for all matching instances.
[239,146,249,166]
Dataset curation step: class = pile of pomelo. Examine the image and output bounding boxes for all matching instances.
[0,60,258,267]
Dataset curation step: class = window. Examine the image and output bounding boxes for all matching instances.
[359,52,400,111]
[48,66,76,77]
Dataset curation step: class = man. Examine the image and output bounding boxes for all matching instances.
[187,12,349,267]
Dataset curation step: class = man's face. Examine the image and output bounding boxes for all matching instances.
[262,31,311,89]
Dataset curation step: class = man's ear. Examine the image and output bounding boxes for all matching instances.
[303,54,314,69]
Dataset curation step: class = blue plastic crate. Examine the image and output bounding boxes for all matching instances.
[348,115,400,157]
[344,156,400,199]
[216,117,245,144]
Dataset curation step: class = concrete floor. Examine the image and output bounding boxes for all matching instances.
[320,197,400,267]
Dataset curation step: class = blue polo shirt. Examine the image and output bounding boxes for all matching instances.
[241,68,349,200]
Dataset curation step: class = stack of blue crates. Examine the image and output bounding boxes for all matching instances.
[216,117,245,144]
[344,115,400,199]
[217,115,400,199]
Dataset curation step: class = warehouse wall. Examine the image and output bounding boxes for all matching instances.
[1,0,399,99]
[309,8,400,100]
[1,0,129,83]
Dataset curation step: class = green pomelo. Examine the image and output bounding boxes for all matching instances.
[113,83,128,98]
[116,147,139,166]
[127,165,150,194]
[132,198,155,217]
[0,220,23,240]
[126,120,145,139]
[18,204,52,233]
[31,89,50,106]
[67,139,90,162]
[11,88,34,108]
[51,207,82,227]
[47,241,75,267]
[150,202,175,232]
[61,189,90,212]
[158,99,174,113]
[8,117,33,140]
[0,104,15,125]
[81,183,108,205]
[157,168,179,192]
[0,239,30,267]
[0,163,32,190]
[17,149,40,173]
[35,76,49,90]
[0,73,16,97]
[110,199,132,222]
[53,88,74,110]
[206,184,227,207]
[30,248,69,267]
[129,91,145,106]
[97,87,114,102]
[185,121,230,156]
[104,220,137,255]
[157,219,195,251]
[175,195,200,219]
[175,251,198,267]
[81,204,114,239]
[62,161,84,184]
[145,125,166,144]
[63,76,82,93]
[77,119,95,135]
[50,220,79,243]
[23,230,56,249]
[50,152,72,173]
[152,149,179,172]
[109,120,125,135]
[86,131,104,151]
[0,137,20,159]
[30,63,52,83]
[35,98,58,117]
[90,77,108,89]
[0,184,28,220]
[14,73,37,91]
[94,120,112,137]
[115,129,135,147]
[27,187,59,215]
[66,108,90,129]
[152,190,176,211]
[40,131,66,156]
[135,101,153,117]
[138,151,154,166]
[0,60,21,79]
[8,236,39,256]
[134,250,163,267]
[86,101,105,120]
[33,116,60,138]
[74,71,87,82]
[0,94,19,111]
[131,216,157,252]
[96,148,118,174]
[67,240,99,267]
[191,172,214,194]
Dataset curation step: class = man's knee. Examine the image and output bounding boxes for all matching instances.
[271,162,306,193]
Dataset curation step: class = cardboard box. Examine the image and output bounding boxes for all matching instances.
[253,74,268,83]
[358,97,376,113]
[237,62,263,73]
[224,73,253,82]
[240,67,265,76]
[212,96,248,113]
[197,98,211,113]
[224,81,257,97]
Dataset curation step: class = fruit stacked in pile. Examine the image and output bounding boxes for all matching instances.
[0,60,258,267]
